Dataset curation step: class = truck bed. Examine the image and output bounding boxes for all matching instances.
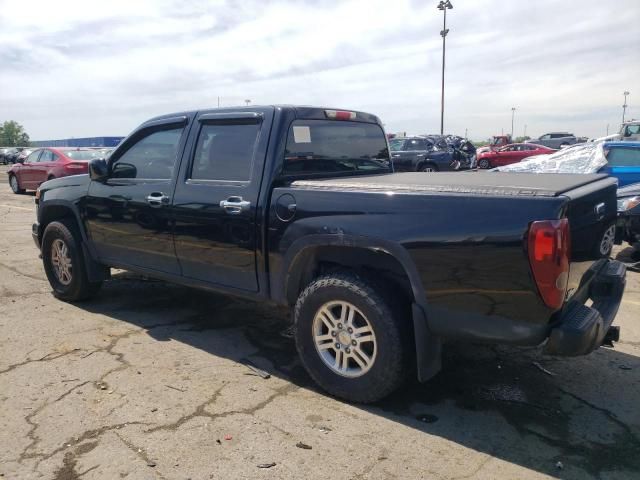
[293,172,613,198]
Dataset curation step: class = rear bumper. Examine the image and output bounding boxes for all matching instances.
[544,260,626,356]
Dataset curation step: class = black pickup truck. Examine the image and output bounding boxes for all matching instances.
[32,106,626,403]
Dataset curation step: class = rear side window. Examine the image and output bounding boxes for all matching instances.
[606,147,640,167]
[112,128,183,179]
[39,150,54,162]
[283,120,390,176]
[190,122,260,181]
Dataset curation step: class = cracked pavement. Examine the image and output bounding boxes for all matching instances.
[1,165,639,479]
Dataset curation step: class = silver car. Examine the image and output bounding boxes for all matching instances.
[528,132,577,149]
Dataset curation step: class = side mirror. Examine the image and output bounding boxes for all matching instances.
[89,158,109,182]
[17,157,25,164]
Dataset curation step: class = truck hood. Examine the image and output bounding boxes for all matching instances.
[39,174,90,193]
[292,172,613,198]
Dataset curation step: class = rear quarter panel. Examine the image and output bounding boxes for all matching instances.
[268,186,565,344]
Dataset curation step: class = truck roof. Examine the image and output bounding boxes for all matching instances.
[293,172,615,198]
[143,105,382,125]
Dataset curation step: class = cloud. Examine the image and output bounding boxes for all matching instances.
[0,0,637,140]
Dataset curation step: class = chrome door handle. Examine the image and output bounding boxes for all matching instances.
[220,196,251,214]
[146,192,170,207]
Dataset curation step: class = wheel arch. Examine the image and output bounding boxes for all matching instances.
[278,235,441,382]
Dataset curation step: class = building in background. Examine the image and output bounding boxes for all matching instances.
[31,136,124,147]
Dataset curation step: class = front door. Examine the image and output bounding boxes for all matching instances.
[20,150,42,188]
[170,109,273,292]
[84,118,190,274]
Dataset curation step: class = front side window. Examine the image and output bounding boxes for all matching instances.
[606,147,640,167]
[26,150,41,163]
[624,125,640,136]
[190,122,260,181]
[111,128,183,179]
[283,120,390,176]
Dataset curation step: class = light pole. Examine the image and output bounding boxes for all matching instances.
[437,0,452,135]
[510,107,516,139]
[622,91,630,124]
[245,99,251,106]
[524,124,527,139]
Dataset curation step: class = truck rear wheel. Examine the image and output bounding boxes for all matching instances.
[42,220,103,301]
[294,272,409,403]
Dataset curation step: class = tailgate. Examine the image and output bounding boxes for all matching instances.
[562,177,618,300]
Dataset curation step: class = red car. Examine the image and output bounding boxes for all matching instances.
[476,143,555,169]
[8,147,100,194]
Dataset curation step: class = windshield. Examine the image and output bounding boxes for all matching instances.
[283,120,391,176]
[63,149,103,160]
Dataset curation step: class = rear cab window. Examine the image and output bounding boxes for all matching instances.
[283,120,390,177]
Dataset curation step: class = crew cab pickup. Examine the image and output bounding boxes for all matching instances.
[33,106,626,403]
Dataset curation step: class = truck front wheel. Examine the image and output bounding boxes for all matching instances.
[42,220,103,301]
[294,272,409,403]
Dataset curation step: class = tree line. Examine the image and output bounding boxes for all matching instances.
[0,121,30,146]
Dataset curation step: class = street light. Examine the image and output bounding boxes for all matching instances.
[245,99,251,106]
[437,0,453,135]
[511,107,516,139]
[622,91,630,124]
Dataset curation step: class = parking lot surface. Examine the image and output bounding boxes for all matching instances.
[1,164,639,480]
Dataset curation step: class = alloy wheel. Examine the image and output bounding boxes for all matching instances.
[312,301,377,378]
[600,225,616,257]
[51,238,73,285]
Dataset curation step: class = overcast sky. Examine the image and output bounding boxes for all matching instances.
[0,0,638,141]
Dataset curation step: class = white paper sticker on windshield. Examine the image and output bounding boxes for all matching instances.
[293,126,311,143]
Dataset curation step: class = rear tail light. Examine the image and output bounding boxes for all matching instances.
[527,218,570,310]
[65,162,87,171]
[325,110,356,120]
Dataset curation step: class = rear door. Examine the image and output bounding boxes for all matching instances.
[35,149,55,184]
[84,116,189,274]
[602,146,640,187]
[170,108,273,292]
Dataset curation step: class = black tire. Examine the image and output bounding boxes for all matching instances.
[478,158,491,169]
[9,174,25,194]
[42,219,103,301]
[294,272,410,403]
[419,162,438,172]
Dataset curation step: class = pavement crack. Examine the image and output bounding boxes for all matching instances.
[146,383,298,433]
[114,431,168,479]
[0,348,83,375]
[0,260,46,281]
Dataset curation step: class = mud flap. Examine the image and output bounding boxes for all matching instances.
[412,303,442,382]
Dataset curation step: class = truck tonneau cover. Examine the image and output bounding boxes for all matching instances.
[293,172,614,197]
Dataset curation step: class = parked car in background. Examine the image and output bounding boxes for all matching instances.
[390,136,475,171]
[3,147,27,164]
[477,143,554,169]
[601,142,640,187]
[0,148,11,164]
[616,182,640,252]
[8,147,101,194]
[476,135,512,155]
[619,120,640,142]
[528,132,577,149]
